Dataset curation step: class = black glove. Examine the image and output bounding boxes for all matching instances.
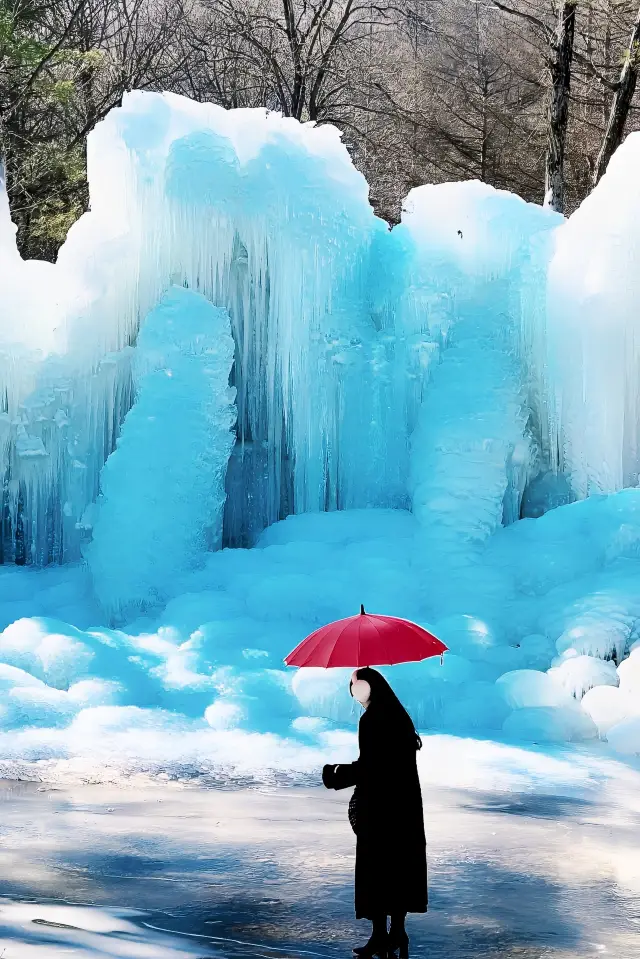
[322,763,337,788]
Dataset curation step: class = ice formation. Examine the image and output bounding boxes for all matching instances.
[86,287,237,614]
[399,184,558,604]
[540,134,640,495]
[0,93,406,564]
[2,92,640,775]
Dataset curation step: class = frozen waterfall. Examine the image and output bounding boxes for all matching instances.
[1,91,640,609]
[0,92,419,567]
[4,93,640,762]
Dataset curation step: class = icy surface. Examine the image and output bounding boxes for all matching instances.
[0,900,201,958]
[2,758,640,957]
[2,96,640,769]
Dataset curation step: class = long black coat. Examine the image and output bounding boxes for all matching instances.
[323,704,427,920]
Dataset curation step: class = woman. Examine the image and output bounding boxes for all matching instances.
[322,667,427,959]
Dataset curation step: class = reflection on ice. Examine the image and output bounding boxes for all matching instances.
[0,900,205,958]
[1,775,640,958]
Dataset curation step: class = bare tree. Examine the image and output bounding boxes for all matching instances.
[488,0,577,212]
[181,0,396,122]
[380,1,546,208]
[0,0,86,139]
[4,0,640,255]
[594,1,640,183]
[51,0,188,149]
[545,0,577,210]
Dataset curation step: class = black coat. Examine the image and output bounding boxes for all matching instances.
[323,704,427,920]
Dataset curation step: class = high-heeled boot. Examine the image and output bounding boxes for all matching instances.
[387,929,409,959]
[353,916,389,957]
[388,912,409,959]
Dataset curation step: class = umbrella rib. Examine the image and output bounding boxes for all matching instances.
[359,615,383,667]
[358,615,366,667]
[325,618,357,668]
[299,624,343,667]
[289,627,326,666]
[404,620,446,652]
[368,616,392,665]
[397,621,439,661]
[292,619,344,667]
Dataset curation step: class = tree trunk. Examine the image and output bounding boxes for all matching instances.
[480,77,488,181]
[545,0,577,213]
[593,3,640,186]
[602,0,613,125]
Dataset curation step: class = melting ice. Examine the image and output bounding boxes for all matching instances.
[2,90,640,777]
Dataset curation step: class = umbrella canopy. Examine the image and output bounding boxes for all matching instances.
[285,605,447,668]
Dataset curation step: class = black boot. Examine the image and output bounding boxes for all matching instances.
[353,915,388,958]
[388,912,408,959]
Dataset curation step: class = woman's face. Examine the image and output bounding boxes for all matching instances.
[350,671,371,708]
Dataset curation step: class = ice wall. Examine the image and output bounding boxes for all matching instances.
[392,182,560,610]
[0,93,416,565]
[0,168,137,564]
[85,92,413,545]
[86,287,237,616]
[3,91,640,598]
[532,132,640,496]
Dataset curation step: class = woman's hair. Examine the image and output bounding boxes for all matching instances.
[354,666,422,750]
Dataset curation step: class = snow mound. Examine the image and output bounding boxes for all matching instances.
[548,654,619,700]
[581,685,639,738]
[503,705,598,743]
[497,670,573,709]
[607,717,640,756]
[618,648,640,696]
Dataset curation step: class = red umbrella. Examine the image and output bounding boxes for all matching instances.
[285,604,447,668]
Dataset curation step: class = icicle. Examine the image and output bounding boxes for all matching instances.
[1,91,406,567]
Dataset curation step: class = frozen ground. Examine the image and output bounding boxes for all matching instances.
[1,739,640,959]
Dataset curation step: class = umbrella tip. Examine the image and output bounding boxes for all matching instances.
[360,604,365,615]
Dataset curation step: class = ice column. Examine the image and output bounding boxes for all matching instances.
[542,132,640,495]
[86,286,237,617]
[398,182,559,598]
